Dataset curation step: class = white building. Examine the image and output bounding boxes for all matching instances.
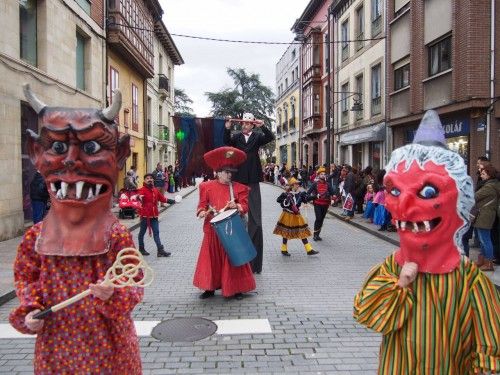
[332,0,386,170]
[146,19,184,172]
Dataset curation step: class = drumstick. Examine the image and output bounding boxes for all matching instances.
[227,118,263,125]
[32,248,154,319]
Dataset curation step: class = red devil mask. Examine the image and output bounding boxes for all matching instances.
[383,111,474,273]
[24,84,130,256]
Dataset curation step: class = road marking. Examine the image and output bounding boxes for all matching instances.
[0,318,272,339]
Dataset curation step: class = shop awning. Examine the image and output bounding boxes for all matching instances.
[339,123,386,145]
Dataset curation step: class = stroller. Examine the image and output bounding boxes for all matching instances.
[118,189,141,219]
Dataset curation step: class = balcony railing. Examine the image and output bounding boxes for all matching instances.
[158,74,170,99]
[371,15,382,37]
[371,96,381,115]
[157,125,169,143]
[341,110,349,126]
[341,45,349,61]
[356,32,364,51]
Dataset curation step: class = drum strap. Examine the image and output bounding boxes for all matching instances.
[229,182,235,202]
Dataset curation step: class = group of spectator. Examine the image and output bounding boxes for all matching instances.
[124,162,182,194]
[268,156,500,271]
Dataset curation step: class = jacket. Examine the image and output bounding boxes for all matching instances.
[137,184,167,218]
[473,179,500,229]
[152,169,165,188]
[223,126,275,184]
[307,180,335,206]
[30,172,49,202]
[277,191,310,213]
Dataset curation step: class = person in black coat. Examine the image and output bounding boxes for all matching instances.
[30,170,49,224]
[224,113,275,274]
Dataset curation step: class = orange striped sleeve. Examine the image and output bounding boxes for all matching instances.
[470,270,500,373]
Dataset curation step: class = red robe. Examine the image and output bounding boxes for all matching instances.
[9,222,143,374]
[193,180,256,297]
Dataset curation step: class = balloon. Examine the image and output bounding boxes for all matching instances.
[174,195,182,203]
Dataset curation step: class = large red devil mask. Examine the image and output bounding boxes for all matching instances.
[24,84,130,256]
[383,110,474,274]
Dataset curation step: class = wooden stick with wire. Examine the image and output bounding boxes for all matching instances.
[33,248,154,319]
[227,118,263,125]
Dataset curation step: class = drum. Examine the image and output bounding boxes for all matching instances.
[210,209,257,267]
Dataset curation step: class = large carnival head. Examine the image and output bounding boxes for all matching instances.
[383,110,474,274]
[204,146,247,184]
[24,84,130,220]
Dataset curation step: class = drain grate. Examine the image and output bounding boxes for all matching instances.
[151,317,218,342]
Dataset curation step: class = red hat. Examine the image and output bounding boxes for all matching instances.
[204,146,247,172]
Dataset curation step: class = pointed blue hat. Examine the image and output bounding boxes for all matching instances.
[413,110,447,148]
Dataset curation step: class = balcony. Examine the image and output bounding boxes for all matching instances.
[107,1,156,78]
[371,15,382,37]
[355,32,364,51]
[158,74,170,100]
[157,124,169,144]
[371,96,381,115]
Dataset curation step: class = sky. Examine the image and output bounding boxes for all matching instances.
[160,0,309,117]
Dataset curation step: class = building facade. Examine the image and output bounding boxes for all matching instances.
[387,0,500,172]
[106,0,163,190]
[146,20,184,173]
[293,0,331,168]
[275,43,300,169]
[0,0,106,240]
[332,0,386,170]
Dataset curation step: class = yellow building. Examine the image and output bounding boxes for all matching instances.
[108,50,147,190]
[106,0,163,190]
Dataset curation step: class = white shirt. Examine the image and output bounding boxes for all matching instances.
[243,131,252,143]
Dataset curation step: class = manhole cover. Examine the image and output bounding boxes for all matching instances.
[151,318,218,342]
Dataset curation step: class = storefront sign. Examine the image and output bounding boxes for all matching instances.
[406,117,469,142]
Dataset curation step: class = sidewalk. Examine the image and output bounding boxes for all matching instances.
[326,202,500,288]
[0,183,199,306]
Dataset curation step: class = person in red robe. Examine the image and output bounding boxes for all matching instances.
[9,85,143,374]
[193,146,256,300]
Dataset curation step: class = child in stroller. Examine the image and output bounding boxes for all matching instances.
[118,188,141,219]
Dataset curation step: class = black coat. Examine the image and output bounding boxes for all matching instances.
[30,172,49,202]
[223,126,275,184]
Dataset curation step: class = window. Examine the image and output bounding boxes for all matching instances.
[159,54,163,74]
[356,6,364,51]
[75,0,91,15]
[20,0,37,66]
[292,70,295,82]
[394,63,410,90]
[132,84,139,131]
[291,49,296,59]
[371,64,381,115]
[341,83,349,125]
[341,20,349,61]
[313,93,320,115]
[76,32,86,90]
[371,0,382,36]
[146,97,152,136]
[109,66,119,123]
[285,78,288,88]
[290,102,296,129]
[428,36,451,76]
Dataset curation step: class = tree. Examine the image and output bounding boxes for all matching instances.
[174,88,195,117]
[205,68,275,154]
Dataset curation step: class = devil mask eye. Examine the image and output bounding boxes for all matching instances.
[51,141,68,154]
[82,141,101,155]
[418,184,438,199]
[389,187,401,197]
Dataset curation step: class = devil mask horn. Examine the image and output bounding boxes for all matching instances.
[101,90,122,122]
[23,84,47,114]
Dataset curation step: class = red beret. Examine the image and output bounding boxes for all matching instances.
[204,146,247,171]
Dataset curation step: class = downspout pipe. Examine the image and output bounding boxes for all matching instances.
[486,0,495,160]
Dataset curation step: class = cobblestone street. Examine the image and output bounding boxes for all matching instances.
[0,183,398,374]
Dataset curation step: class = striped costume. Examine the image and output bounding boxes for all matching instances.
[354,253,500,374]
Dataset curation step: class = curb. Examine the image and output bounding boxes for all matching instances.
[0,186,199,307]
